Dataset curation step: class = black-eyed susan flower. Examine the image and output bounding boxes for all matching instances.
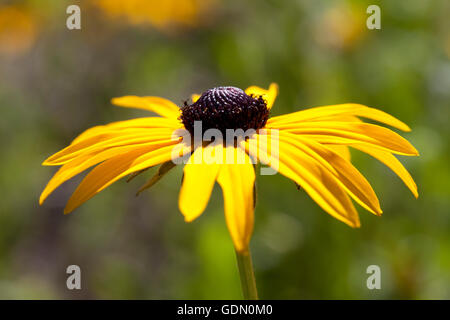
[40,83,418,299]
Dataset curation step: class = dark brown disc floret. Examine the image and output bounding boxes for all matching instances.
[180,86,269,135]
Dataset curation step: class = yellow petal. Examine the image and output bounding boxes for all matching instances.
[297,115,360,123]
[191,93,200,103]
[245,83,278,109]
[216,146,255,252]
[316,113,416,197]
[43,128,179,166]
[314,116,356,161]
[71,117,183,144]
[179,144,222,222]
[352,145,418,198]
[267,104,411,131]
[243,134,360,227]
[39,139,177,205]
[111,96,181,119]
[278,132,382,215]
[328,145,351,162]
[273,121,419,156]
[64,142,185,214]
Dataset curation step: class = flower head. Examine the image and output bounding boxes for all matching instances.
[40,83,418,252]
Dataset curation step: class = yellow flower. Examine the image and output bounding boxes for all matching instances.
[40,84,418,253]
[314,3,366,51]
[95,0,216,30]
[0,5,38,56]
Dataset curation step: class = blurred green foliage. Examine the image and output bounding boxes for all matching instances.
[0,0,449,299]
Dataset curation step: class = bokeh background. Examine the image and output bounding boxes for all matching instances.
[0,0,449,299]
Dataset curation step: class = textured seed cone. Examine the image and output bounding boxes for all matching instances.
[180,86,269,135]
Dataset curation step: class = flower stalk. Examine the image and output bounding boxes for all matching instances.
[235,248,258,300]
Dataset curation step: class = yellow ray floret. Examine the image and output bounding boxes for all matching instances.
[111,96,181,119]
[216,146,255,252]
[243,134,360,227]
[179,143,221,222]
[267,103,411,132]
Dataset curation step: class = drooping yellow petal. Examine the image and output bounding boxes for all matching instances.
[216,146,255,252]
[179,144,222,222]
[311,116,417,197]
[243,134,360,228]
[267,104,411,132]
[314,116,354,161]
[352,145,418,198]
[276,131,382,215]
[64,142,187,214]
[40,139,177,205]
[44,128,179,166]
[245,83,278,109]
[111,96,181,119]
[273,121,418,156]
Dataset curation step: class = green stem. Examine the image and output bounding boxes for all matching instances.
[235,248,258,300]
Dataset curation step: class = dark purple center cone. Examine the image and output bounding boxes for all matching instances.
[180,86,269,135]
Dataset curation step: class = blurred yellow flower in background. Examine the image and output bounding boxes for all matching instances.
[314,3,366,51]
[95,0,217,30]
[0,5,38,56]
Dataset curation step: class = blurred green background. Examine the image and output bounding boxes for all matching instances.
[0,0,449,299]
